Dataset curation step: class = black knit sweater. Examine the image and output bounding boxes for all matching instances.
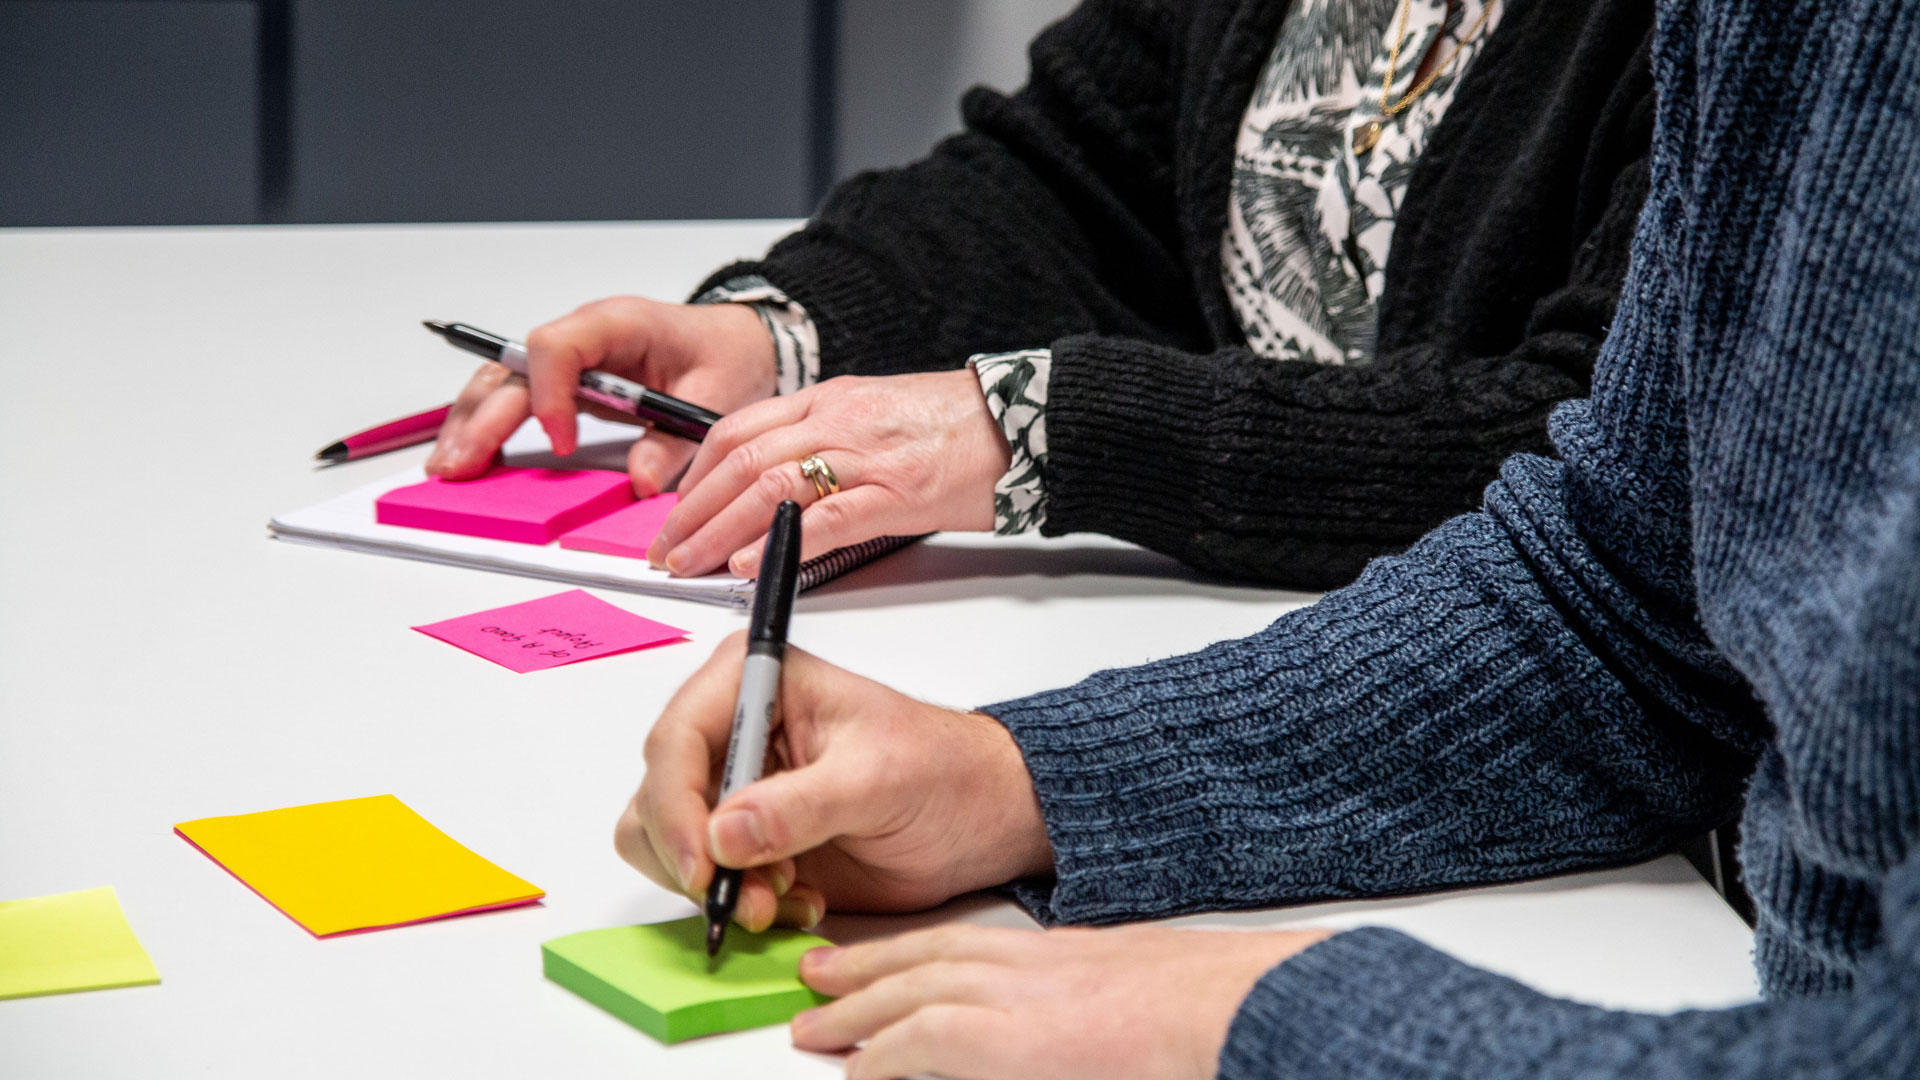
[700,0,1654,589]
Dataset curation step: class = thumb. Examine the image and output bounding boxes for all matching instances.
[628,430,698,498]
[708,760,878,870]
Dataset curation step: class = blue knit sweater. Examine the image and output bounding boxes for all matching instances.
[984,0,1920,1074]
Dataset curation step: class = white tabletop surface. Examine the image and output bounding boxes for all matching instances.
[0,221,1760,1078]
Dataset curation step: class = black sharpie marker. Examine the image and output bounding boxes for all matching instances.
[705,500,803,959]
[423,320,721,442]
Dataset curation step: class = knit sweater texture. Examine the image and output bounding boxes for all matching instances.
[984,0,1920,1074]
[699,0,1655,590]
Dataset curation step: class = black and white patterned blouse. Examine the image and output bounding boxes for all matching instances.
[702,0,1501,535]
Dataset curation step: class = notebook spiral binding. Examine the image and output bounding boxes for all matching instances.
[794,534,927,591]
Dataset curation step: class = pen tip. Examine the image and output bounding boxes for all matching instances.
[315,441,348,463]
[706,921,725,957]
[422,320,451,335]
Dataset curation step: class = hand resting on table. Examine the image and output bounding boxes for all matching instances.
[649,370,1012,577]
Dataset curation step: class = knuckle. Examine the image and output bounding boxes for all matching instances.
[725,441,766,481]
[755,807,794,857]
[708,414,749,448]
[926,924,973,955]
[641,720,670,761]
[907,1005,966,1046]
[810,497,853,533]
[612,809,645,861]
[758,786,818,856]
[755,468,795,503]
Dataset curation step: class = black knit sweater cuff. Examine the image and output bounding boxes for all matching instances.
[1038,334,1218,547]
[694,236,940,380]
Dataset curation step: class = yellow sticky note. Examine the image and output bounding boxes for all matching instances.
[175,794,543,937]
[0,886,161,1000]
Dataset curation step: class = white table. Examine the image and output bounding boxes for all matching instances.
[0,222,1760,1077]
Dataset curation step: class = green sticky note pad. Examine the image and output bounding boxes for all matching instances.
[542,917,831,1043]
[0,886,161,1001]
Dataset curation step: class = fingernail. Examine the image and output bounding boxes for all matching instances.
[733,554,759,578]
[676,851,698,892]
[791,1007,818,1034]
[710,809,767,862]
[802,946,838,972]
[768,864,792,895]
[665,547,691,576]
[799,900,824,930]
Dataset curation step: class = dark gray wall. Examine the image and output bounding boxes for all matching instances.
[1,1,261,226]
[2,0,816,226]
[287,1,814,223]
[0,0,1074,226]
[836,0,1076,178]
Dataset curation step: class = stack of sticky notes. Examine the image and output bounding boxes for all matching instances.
[557,493,679,559]
[175,794,543,937]
[0,886,160,1000]
[375,469,684,560]
[543,917,831,1043]
[376,467,635,544]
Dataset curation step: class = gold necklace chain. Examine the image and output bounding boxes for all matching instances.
[1353,0,1500,155]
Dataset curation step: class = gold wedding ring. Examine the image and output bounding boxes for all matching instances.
[798,454,840,499]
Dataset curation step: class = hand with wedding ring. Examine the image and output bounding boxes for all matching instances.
[647,370,1012,577]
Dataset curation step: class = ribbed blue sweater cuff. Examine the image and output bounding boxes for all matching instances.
[984,667,1246,926]
[1221,927,1588,1080]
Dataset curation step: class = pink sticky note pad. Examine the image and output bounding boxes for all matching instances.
[376,468,634,544]
[557,493,680,560]
[413,589,687,673]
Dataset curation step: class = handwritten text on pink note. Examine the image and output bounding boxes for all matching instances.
[412,590,688,673]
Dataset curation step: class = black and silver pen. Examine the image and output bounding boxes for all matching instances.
[422,320,723,442]
[705,499,804,959]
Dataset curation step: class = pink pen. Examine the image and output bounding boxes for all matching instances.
[314,403,453,464]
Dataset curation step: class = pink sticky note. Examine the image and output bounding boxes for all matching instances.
[376,468,634,544]
[557,493,680,560]
[413,590,688,673]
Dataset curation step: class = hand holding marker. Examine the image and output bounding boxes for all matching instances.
[313,321,722,463]
[705,499,803,958]
[424,321,722,443]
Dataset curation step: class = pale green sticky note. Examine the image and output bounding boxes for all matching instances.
[542,917,830,1043]
[0,886,161,1001]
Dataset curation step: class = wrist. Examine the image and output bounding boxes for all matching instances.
[694,302,779,402]
[947,368,1013,532]
[970,709,1054,883]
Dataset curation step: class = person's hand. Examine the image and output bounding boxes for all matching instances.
[425,297,776,496]
[614,632,1052,933]
[647,370,1011,577]
[793,924,1337,1080]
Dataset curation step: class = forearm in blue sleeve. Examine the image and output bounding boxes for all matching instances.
[1224,851,1920,1079]
[984,458,1763,926]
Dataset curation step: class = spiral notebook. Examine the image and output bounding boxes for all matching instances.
[268,416,920,607]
